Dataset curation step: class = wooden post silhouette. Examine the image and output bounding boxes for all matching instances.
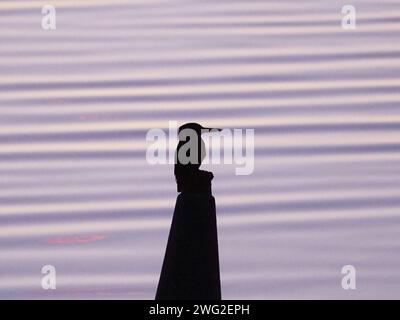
[156,123,222,300]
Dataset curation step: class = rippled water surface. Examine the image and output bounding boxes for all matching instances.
[1,0,400,299]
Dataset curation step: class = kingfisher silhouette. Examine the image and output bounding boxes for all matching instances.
[156,123,222,300]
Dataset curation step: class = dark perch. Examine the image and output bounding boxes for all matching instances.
[156,123,222,300]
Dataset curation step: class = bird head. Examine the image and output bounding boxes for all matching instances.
[178,123,222,136]
[176,123,222,167]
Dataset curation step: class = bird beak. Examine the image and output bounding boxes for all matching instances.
[202,127,222,133]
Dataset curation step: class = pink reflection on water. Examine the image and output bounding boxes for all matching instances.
[47,234,106,245]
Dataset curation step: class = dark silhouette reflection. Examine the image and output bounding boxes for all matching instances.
[156,123,222,300]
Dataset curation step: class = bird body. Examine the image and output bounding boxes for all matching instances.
[174,123,220,194]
